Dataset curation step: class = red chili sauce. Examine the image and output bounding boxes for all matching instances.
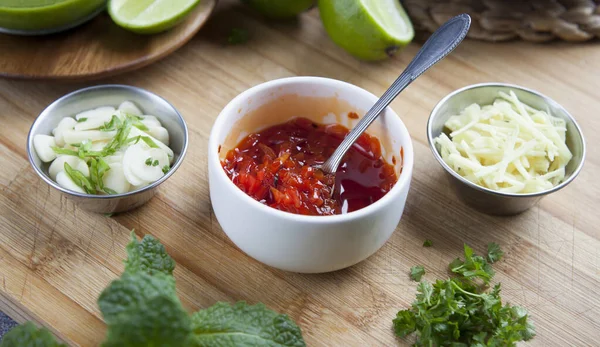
[221,117,398,215]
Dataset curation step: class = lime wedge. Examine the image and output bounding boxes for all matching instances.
[108,0,201,34]
[319,0,414,61]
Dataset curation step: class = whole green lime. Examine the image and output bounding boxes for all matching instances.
[241,0,315,19]
[319,0,414,61]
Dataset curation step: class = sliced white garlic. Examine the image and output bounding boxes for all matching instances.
[33,134,57,162]
[63,130,116,144]
[52,117,77,147]
[146,127,169,145]
[128,127,174,163]
[56,171,85,193]
[131,148,169,182]
[90,140,109,152]
[49,156,89,180]
[118,101,142,116]
[104,153,124,164]
[122,144,150,186]
[75,106,115,121]
[74,114,114,131]
[140,116,161,128]
[103,163,130,194]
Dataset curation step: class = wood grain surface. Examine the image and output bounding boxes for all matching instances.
[0,1,599,345]
[0,0,216,81]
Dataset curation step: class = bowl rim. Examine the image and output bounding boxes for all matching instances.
[209,76,414,224]
[426,82,586,198]
[27,84,189,200]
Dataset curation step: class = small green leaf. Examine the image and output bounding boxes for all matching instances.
[487,242,504,263]
[228,28,249,45]
[423,239,433,247]
[190,301,306,347]
[0,322,66,347]
[410,265,425,281]
[124,232,175,277]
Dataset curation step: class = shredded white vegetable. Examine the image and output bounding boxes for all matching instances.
[435,91,572,194]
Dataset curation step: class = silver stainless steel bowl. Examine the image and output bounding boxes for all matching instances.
[427,83,586,216]
[27,85,188,214]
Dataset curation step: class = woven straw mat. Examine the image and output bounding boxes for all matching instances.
[402,0,600,42]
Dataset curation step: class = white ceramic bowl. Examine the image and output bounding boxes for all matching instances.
[208,77,414,273]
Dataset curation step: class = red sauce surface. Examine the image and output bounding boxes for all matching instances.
[221,117,398,216]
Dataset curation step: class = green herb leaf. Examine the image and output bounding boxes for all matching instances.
[0,322,66,347]
[64,162,96,194]
[124,232,175,277]
[410,265,425,281]
[140,136,159,149]
[487,242,504,264]
[228,28,249,45]
[77,117,87,123]
[190,301,306,347]
[394,244,535,346]
[423,239,433,247]
[98,272,188,347]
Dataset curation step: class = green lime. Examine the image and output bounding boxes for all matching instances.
[0,0,105,32]
[241,0,315,19]
[319,0,414,61]
[108,0,200,34]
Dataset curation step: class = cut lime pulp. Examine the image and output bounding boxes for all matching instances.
[108,0,201,34]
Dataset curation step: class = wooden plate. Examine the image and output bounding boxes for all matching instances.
[0,0,216,81]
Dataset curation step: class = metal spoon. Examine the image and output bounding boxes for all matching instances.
[316,14,471,176]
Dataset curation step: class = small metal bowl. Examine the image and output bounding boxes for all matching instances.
[27,85,188,214]
[427,83,586,215]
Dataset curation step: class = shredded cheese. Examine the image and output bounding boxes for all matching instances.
[434,91,572,193]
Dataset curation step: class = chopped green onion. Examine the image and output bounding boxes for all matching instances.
[77,118,87,123]
[152,160,159,167]
[103,187,118,195]
[52,147,79,156]
[162,165,170,174]
[141,136,159,149]
[64,162,96,194]
[100,115,122,132]
[145,157,153,166]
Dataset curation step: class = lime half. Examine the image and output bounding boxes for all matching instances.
[108,0,201,34]
[319,0,414,61]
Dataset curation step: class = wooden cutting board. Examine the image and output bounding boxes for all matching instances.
[0,0,216,81]
[0,1,599,345]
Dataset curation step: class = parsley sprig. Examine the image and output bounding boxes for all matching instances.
[394,243,535,346]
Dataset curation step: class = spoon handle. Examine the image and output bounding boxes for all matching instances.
[320,14,471,174]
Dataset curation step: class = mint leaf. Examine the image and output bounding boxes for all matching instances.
[99,274,190,347]
[0,322,66,347]
[487,242,504,263]
[124,232,175,277]
[189,301,305,347]
[410,265,425,281]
